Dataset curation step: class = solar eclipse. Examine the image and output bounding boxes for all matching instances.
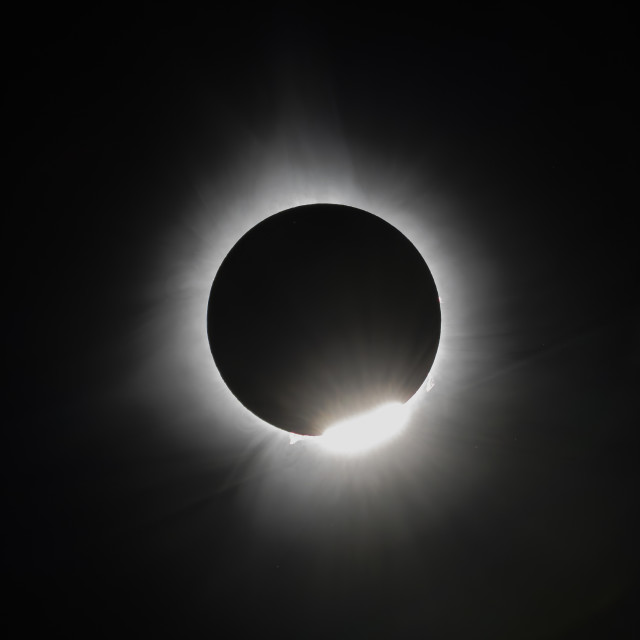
[207,203,441,447]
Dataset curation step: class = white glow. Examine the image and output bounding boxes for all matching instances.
[101,62,512,549]
[124,77,500,460]
[319,402,411,455]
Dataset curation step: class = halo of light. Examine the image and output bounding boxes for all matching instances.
[128,90,499,464]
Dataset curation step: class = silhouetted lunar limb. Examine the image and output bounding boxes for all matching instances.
[207,204,441,436]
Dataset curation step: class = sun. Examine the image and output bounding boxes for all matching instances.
[318,402,411,455]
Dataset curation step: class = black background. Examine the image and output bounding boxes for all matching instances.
[5,4,638,638]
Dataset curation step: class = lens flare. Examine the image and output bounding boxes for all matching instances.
[319,402,411,455]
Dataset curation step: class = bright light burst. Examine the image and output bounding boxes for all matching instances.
[319,402,411,455]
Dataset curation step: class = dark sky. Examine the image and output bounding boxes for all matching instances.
[5,5,638,638]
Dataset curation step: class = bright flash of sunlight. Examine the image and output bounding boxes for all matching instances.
[319,402,411,455]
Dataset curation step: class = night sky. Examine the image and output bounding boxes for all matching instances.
[5,5,638,638]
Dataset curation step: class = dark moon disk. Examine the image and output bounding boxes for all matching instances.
[207,204,441,436]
